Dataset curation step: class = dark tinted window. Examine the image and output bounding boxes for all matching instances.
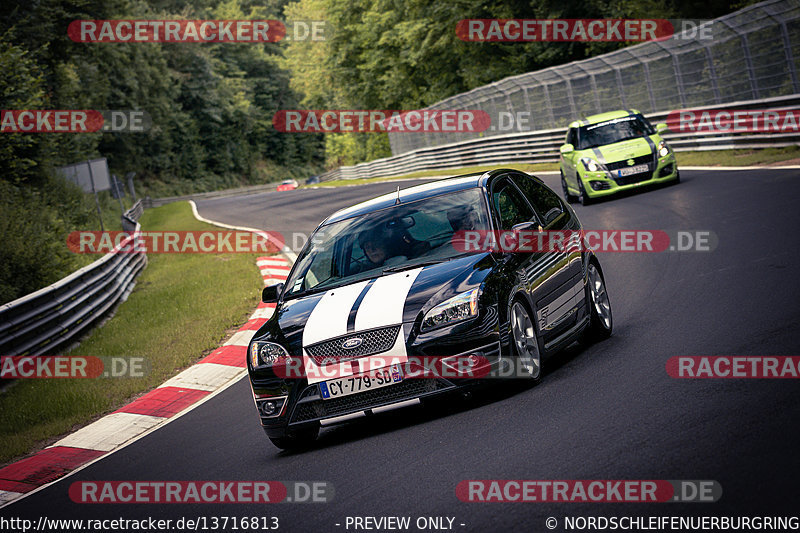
[566,128,577,147]
[492,180,534,230]
[512,175,564,226]
[283,189,491,298]
[577,114,654,149]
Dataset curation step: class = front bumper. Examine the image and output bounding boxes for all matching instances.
[250,310,502,439]
[580,154,678,198]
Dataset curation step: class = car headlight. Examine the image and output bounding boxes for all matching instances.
[249,341,289,368]
[421,288,480,332]
[657,140,670,157]
[580,157,602,172]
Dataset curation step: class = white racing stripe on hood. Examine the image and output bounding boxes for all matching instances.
[302,268,424,385]
[355,268,423,331]
[302,279,371,345]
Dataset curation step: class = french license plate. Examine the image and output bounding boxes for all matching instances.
[319,364,403,400]
[617,164,649,177]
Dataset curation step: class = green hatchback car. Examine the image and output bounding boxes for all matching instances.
[559,109,679,204]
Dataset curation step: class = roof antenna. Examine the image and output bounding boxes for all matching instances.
[395,185,401,205]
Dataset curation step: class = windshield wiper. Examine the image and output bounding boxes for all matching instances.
[383,259,444,273]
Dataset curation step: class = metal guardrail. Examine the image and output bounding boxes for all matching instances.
[0,222,147,357]
[122,199,144,231]
[319,93,800,182]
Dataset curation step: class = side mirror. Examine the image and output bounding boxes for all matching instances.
[656,123,668,133]
[559,143,574,155]
[262,283,284,304]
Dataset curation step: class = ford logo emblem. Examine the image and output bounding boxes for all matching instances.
[342,338,363,350]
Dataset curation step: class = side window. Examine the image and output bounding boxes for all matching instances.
[512,175,564,227]
[566,128,577,147]
[492,179,534,231]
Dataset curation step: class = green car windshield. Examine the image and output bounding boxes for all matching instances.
[578,115,654,150]
[283,188,491,299]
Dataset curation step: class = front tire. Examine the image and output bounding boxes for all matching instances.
[578,178,593,205]
[269,426,319,450]
[584,262,612,342]
[510,300,542,383]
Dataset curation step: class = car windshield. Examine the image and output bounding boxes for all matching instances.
[578,115,654,149]
[283,188,490,299]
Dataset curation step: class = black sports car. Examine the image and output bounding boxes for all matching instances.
[248,169,613,449]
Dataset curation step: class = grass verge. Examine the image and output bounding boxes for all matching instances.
[0,202,264,464]
[309,146,800,188]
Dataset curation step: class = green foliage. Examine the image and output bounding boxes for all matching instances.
[0,0,323,301]
[283,0,752,165]
[0,176,124,305]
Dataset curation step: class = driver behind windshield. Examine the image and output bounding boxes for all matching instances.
[359,226,394,268]
[357,220,430,271]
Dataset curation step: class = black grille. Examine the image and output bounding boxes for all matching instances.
[614,171,652,186]
[605,154,653,171]
[305,326,401,365]
[290,379,450,423]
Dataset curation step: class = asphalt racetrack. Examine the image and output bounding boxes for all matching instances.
[6,169,800,530]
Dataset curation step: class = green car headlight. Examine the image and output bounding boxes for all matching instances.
[249,341,289,368]
[421,288,480,332]
[658,140,671,157]
[580,157,602,172]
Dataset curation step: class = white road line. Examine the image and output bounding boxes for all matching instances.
[190,200,297,262]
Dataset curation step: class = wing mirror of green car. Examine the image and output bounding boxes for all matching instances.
[656,123,668,133]
[559,143,574,154]
[262,283,284,304]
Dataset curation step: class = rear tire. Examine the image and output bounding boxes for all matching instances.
[583,261,612,342]
[269,426,319,450]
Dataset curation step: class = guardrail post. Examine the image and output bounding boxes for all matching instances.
[704,44,722,104]
[779,21,800,93]
[613,66,627,109]
[718,19,760,100]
